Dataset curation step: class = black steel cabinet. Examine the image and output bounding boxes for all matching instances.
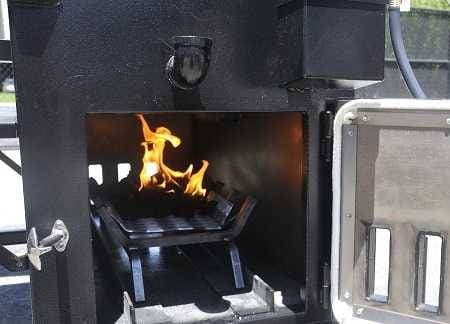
[7,0,384,323]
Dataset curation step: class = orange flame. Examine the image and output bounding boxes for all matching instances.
[184,160,209,197]
[137,114,209,197]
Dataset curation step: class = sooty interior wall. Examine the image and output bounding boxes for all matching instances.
[86,112,307,280]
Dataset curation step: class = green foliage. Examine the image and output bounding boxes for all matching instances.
[0,92,16,103]
[412,0,449,10]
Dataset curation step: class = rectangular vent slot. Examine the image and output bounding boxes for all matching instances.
[88,164,103,185]
[367,226,391,303]
[117,163,131,182]
[416,233,444,313]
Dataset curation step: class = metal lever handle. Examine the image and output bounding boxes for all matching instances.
[27,220,69,271]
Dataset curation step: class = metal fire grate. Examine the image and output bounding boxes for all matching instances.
[99,190,235,234]
[112,214,223,233]
[90,182,256,303]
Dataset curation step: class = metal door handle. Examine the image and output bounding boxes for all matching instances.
[27,220,69,271]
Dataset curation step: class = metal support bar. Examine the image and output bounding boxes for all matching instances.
[0,245,28,272]
[123,292,137,324]
[0,150,21,175]
[129,249,146,302]
[228,241,245,289]
[0,230,26,245]
[10,0,61,7]
[0,40,11,62]
[0,124,18,139]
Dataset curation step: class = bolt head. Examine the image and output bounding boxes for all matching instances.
[344,291,351,299]
[362,115,369,122]
[356,308,364,315]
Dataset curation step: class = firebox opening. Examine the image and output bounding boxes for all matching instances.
[87,111,307,323]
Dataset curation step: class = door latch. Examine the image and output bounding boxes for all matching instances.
[27,220,69,271]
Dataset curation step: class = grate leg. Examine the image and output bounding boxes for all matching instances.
[129,249,146,302]
[228,241,245,289]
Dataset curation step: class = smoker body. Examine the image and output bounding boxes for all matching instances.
[8,0,385,323]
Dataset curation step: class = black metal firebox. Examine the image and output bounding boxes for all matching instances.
[87,112,304,312]
[7,0,386,323]
[84,107,341,324]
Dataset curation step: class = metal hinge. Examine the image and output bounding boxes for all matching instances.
[320,110,334,163]
[320,262,331,310]
[27,219,69,271]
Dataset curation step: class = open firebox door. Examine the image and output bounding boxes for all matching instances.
[332,99,450,324]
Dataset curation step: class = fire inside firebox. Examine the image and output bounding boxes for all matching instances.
[87,112,307,323]
[107,114,216,221]
[137,114,209,197]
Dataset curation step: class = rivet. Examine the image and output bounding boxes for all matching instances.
[348,130,353,137]
[356,308,364,315]
[345,213,352,218]
[344,291,351,299]
[362,115,369,122]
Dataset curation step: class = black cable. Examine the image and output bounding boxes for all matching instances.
[389,8,427,99]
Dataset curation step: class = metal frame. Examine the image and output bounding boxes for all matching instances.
[93,193,255,303]
[332,99,450,324]
[129,249,145,303]
[126,241,245,304]
[228,241,244,289]
[338,124,357,303]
